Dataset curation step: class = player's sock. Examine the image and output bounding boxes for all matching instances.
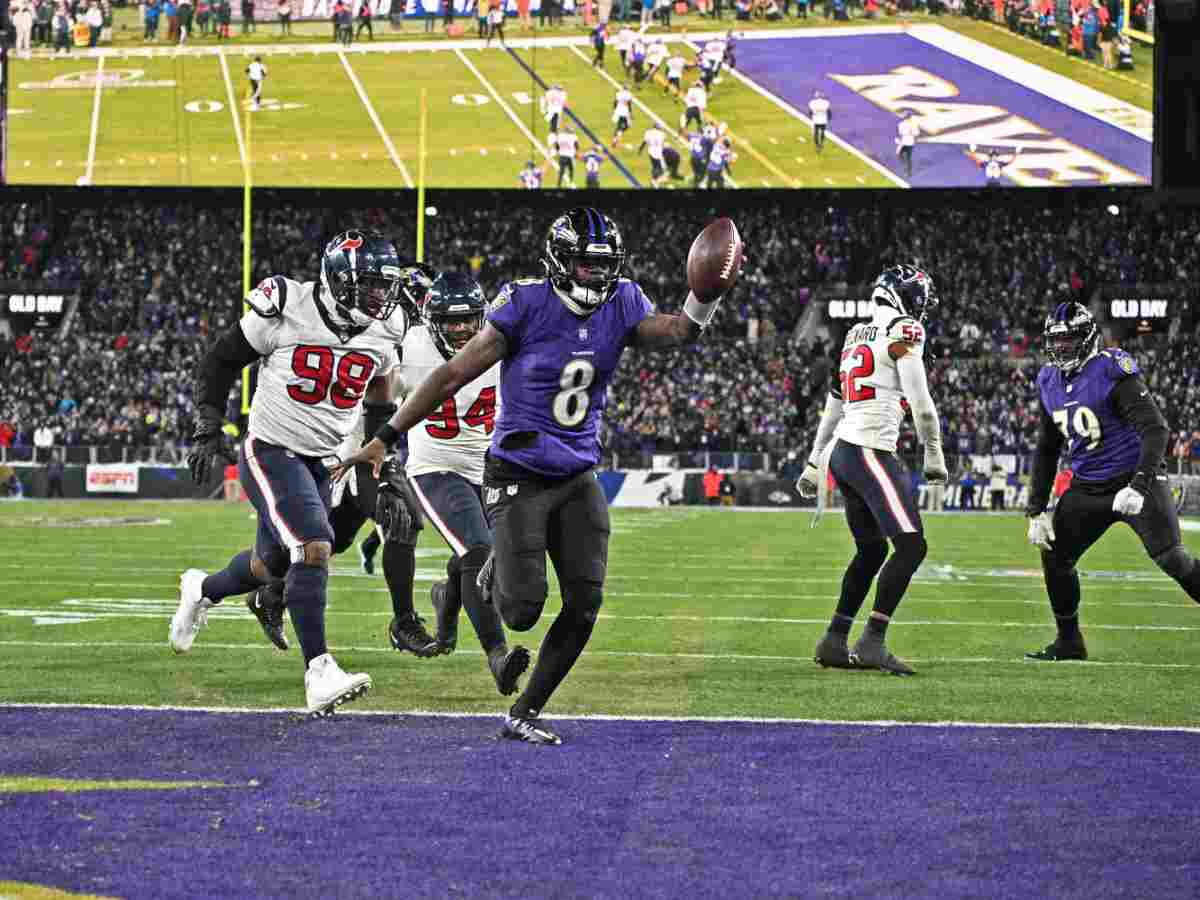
[201,550,262,602]
[1152,545,1200,604]
[871,533,927,620]
[1043,555,1082,640]
[834,540,887,624]
[383,542,417,620]
[827,612,854,637]
[361,529,380,561]
[510,587,598,718]
[285,563,329,666]
[460,547,505,653]
[863,613,889,640]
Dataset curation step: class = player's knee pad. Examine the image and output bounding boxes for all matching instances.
[890,532,927,572]
[853,540,888,575]
[1152,544,1197,582]
[562,580,603,625]
[257,547,290,580]
[301,540,332,568]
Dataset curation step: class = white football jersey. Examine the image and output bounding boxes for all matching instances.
[399,325,498,485]
[647,43,668,67]
[557,131,579,156]
[613,89,633,121]
[617,27,634,49]
[542,87,567,117]
[685,86,707,109]
[643,128,666,159]
[666,56,688,79]
[241,275,403,458]
[809,97,830,125]
[835,308,926,453]
[704,39,725,63]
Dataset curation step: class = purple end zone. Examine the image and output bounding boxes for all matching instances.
[735,34,1150,187]
[2,708,1198,899]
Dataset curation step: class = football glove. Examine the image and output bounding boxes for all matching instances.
[1027,511,1056,552]
[796,462,821,500]
[923,443,948,485]
[1112,485,1145,517]
[186,404,236,485]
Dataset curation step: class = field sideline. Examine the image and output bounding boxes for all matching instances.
[7,22,1151,188]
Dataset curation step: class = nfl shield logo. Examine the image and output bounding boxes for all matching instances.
[485,487,500,506]
[578,327,589,341]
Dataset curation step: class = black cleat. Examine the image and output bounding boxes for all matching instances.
[245,583,289,651]
[358,540,377,576]
[488,645,531,696]
[1025,638,1088,661]
[814,633,853,669]
[500,714,562,746]
[849,636,915,676]
[430,580,459,654]
[388,614,440,658]
[476,550,495,607]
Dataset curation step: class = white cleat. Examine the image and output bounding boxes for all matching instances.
[304,653,371,717]
[169,569,214,654]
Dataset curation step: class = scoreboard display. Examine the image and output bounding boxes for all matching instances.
[1101,285,1190,337]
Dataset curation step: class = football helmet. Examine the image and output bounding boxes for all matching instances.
[320,230,405,326]
[425,272,487,360]
[544,207,626,316]
[871,264,938,322]
[1043,301,1099,373]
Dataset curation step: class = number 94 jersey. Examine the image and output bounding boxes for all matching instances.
[835,312,926,453]
[241,275,403,458]
[400,324,499,485]
[1037,349,1142,481]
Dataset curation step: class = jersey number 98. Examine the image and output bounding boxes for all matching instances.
[287,345,376,410]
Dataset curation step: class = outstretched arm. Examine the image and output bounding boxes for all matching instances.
[632,290,725,349]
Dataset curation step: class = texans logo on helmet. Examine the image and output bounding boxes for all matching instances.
[338,235,364,252]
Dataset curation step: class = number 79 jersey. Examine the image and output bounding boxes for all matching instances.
[400,325,499,485]
[835,312,926,453]
[240,275,403,458]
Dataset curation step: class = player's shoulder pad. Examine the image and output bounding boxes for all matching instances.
[884,314,925,345]
[1099,348,1139,379]
[245,275,290,319]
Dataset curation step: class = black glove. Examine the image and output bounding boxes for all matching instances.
[187,404,236,485]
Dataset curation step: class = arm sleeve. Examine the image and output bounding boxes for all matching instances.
[1026,407,1065,516]
[196,322,262,412]
[1111,375,1169,481]
[807,393,844,465]
[896,353,940,448]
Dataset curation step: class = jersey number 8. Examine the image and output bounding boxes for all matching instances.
[553,359,596,428]
[1053,405,1102,451]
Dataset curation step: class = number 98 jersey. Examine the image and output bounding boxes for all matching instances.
[835,312,926,453]
[241,275,403,458]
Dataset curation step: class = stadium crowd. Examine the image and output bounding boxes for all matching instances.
[2,196,1199,472]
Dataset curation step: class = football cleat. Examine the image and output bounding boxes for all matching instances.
[169,568,215,654]
[814,633,853,669]
[849,635,915,676]
[358,540,377,576]
[488,645,532,696]
[1025,638,1088,661]
[388,614,440,658]
[476,550,496,607]
[304,653,371,717]
[430,580,459,654]
[245,582,289,651]
[500,713,562,746]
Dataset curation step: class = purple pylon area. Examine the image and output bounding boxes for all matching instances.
[1,707,1196,899]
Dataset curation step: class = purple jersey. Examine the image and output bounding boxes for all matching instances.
[486,277,653,477]
[1037,348,1143,481]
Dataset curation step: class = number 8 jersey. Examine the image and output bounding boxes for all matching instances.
[835,311,927,453]
[241,275,403,458]
[485,276,652,478]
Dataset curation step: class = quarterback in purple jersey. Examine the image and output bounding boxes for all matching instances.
[334,207,736,744]
[1024,303,1200,661]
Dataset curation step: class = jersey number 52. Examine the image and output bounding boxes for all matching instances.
[839,345,876,403]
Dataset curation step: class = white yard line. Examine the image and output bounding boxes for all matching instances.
[338,51,414,188]
[454,48,557,171]
[564,44,741,189]
[217,50,248,174]
[685,37,908,188]
[83,56,105,185]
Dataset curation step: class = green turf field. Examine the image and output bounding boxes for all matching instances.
[5,14,1152,188]
[1,500,1197,727]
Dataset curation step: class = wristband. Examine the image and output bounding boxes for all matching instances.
[683,290,720,328]
[375,424,401,448]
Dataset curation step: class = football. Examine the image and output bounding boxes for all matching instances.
[687,218,744,303]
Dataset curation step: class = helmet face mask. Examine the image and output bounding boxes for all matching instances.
[424,272,487,360]
[544,207,626,316]
[1044,302,1098,373]
[871,263,938,322]
[321,230,405,326]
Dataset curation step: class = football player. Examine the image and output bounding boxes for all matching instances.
[1024,303,1200,660]
[172,230,412,716]
[797,264,946,676]
[639,125,669,188]
[556,124,579,189]
[334,207,738,744]
[583,145,605,189]
[540,83,568,136]
[611,83,634,147]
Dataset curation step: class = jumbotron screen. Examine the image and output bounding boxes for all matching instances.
[3,1,1152,189]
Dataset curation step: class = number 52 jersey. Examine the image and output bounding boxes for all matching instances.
[486,277,652,478]
[240,275,403,458]
[835,312,926,454]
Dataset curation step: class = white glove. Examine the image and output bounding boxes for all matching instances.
[923,443,948,484]
[1027,511,1056,551]
[796,462,821,499]
[1112,485,1145,517]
